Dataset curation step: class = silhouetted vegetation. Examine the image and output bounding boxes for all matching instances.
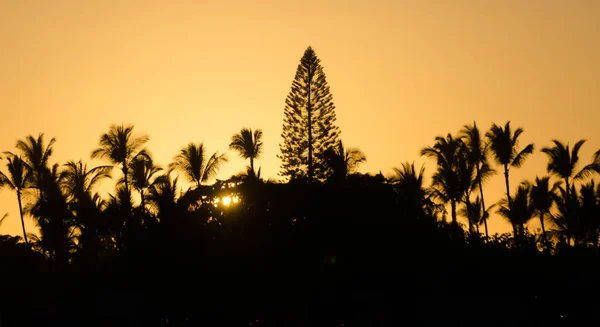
[1,47,600,325]
[279,46,340,182]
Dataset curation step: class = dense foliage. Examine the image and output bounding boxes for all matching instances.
[0,119,599,324]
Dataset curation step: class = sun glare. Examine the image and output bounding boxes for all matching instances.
[213,194,240,207]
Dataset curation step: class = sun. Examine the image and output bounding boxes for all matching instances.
[222,196,232,206]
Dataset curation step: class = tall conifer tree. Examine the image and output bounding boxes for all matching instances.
[279,46,340,182]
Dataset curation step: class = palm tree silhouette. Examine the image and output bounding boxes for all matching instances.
[229,128,263,176]
[578,181,600,246]
[91,124,148,243]
[148,175,183,222]
[486,122,534,236]
[550,184,581,246]
[124,154,162,214]
[91,124,149,197]
[391,162,426,200]
[169,142,228,188]
[541,140,599,201]
[526,176,560,246]
[391,162,440,220]
[15,133,56,200]
[60,160,112,204]
[461,122,495,237]
[457,147,478,233]
[497,183,535,242]
[27,163,72,265]
[59,160,111,264]
[458,196,487,234]
[103,183,134,250]
[323,140,366,182]
[550,181,600,247]
[421,134,466,225]
[0,154,32,243]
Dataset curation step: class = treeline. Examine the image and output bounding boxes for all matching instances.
[1,44,600,324]
[0,121,598,325]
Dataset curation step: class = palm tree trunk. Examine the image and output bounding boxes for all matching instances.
[539,212,547,246]
[504,165,512,208]
[140,190,145,214]
[450,199,457,225]
[122,161,134,244]
[477,165,489,238]
[512,225,519,243]
[565,177,570,201]
[465,199,473,233]
[504,165,518,243]
[250,157,254,175]
[122,163,129,195]
[17,192,28,244]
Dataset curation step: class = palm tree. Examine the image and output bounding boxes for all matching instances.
[59,160,111,265]
[169,142,228,188]
[497,183,535,242]
[541,140,599,201]
[0,154,32,243]
[486,121,534,234]
[421,134,468,226]
[60,160,112,205]
[526,176,560,245]
[102,183,134,250]
[91,124,149,196]
[392,162,440,220]
[550,184,581,246]
[457,146,478,233]
[461,122,495,237]
[458,196,491,234]
[15,133,56,198]
[323,140,367,182]
[148,175,182,222]
[551,181,600,247]
[578,181,600,247]
[27,163,73,265]
[124,154,162,214]
[229,128,263,175]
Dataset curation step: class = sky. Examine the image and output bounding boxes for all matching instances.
[0,0,599,237]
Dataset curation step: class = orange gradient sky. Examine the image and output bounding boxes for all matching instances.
[1,0,599,237]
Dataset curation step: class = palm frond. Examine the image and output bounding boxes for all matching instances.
[574,163,599,180]
[511,143,534,168]
[0,213,8,228]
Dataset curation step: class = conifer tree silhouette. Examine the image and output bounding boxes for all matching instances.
[279,46,340,182]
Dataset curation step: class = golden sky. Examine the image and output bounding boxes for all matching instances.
[1,0,599,237]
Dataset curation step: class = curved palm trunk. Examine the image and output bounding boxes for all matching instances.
[476,165,489,238]
[17,192,28,244]
[250,157,255,175]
